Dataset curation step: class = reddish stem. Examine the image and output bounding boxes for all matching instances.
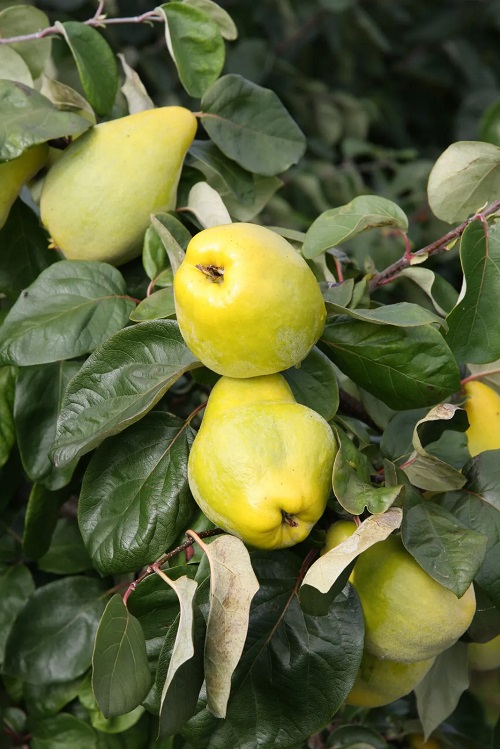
[460,368,500,386]
[334,257,344,283]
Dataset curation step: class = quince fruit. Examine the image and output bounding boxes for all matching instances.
[174,223,326,377]
[408,735,442,749]
[323,521,476,662]
[188,374,337,549]
[464,380,500,456]
[468,633,500,671]
[40,107,197,266]
[346,649,434,708]
[0,144,48,229]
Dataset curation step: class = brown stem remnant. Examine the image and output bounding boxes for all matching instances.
[282,510,299,528]
[196,264,225,283]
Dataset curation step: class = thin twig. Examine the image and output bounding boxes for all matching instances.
[461,368,500,386]
[369,198,500,292]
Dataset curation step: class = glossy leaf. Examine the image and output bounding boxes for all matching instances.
[0,6,51,78]
[184,0,237,40]
[56,22,118,116]
[159,3,224,98]
[3,576,106,684]
[326,301,445,329]
[0,565,34,665]
[321,316,460,410]
[0,200,56,300]
[188,139,255,204]
[31,714,97,749]
[23,483,69,560]
[0,80,90,161]
[284,346,339,421]
[187,181,232,228]
[201,74,306,176]
[38,519,92,575]
[51,320,200,467]
[402,498,487,597]
[0,261,135,366]
[130,288,176,322]
[428,141,500,223]
[93,595,152,718]
[24,678,83,720]
[183,552,364,749]
[14,361,81,489]
[79,411,196,574]
[415,642,469,740]
[0,366,15,469]
[303,195,408,258]
[200,534,259,718]
[302,508,402,595]
[446,219,500,364]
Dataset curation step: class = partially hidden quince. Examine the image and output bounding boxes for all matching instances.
[408,735,442,749]
[468,633,500,671]
[188,374,337,549]
[174,222,326,377]
[464,380,500,456]
[40,107,197,266]
[0,144,48,230]
[323,521,476,663]
[346,649,435,708]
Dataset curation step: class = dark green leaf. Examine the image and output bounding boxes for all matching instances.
[184,552,364,749]
[0,261,135,366]
[159,3,224,98]
[446,219,500,364]
[188,140,255,204]
[0,366,15,469]
[303,195,408,259]
[327,301,445,329]
[24,678,83,720]
[0,80,90,161]
[328,726,388,749]
[14,361,81,489]
[201,74,306,176]
[32,714,97,749]
[440,451,500,606]
[320,279,354,309]
[3,576,107,684]
[0,565,34,665]
[79,411,196,574]
[0,200,56,300]
[142,212,190,284]
[51,320,200,467]
[398,267,458,317]
[480,101,500,146]
[0,6,51,78]
[57,22,118,116]
[283,346,339,421]
[321,316,460,410]
[23,483,69,560]
[402,498,487,597]
[184,0,237,40]
[93,595,152,718]
[380,408,428,463]
[129,288,175,322]
[38,519,92,574]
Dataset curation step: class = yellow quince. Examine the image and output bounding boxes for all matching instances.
[0,144,48,229]
[468,633,500,671]
[464,380,500,456]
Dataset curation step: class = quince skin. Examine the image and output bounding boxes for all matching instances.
[188,374,337,549]
[40,107,197,266]
[0,144,48,229]
[464,380,500,456]
[174,222,326,377]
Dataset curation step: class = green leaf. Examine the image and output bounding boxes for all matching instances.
[427,141,500,223]
[32,714,97,749]
[284,346,339,421]
[23,483,69,560]
[3,576,107,684]
[0,366,15,469]
[0,200,56,300]
[402,498,487,597]
[218,174,282,222]
[52,320,199,467]
[440,451,500,607]
[327,301,446,329]
[188,139,255,204]
[0,261,135,366]
[184,0,237,40]
[129,288,176,322]
[158,3,224,99]
[118,53,154,115]
[150,215,186,274]
[328,726,388,748]
[38,519,92,574]
[187,181,232,228]
[14,361,81,489]
[398,267,458,317]
[56,22,118,117]
[320,316,460,410]
[201,74,306,176]
[40,76,96,121]
[0,565,34,665]
[446,219,500,364]
[480,101,500,147]
[380,408,427,464]
[403,403,468,491]
[303,195,408,259]
[78,411,196,574]
[414,642,469,740]
[0,6,51,78]
[184,552,364,749]
[142,212,190,284]
[320,279,355,309]
[0,80,90,161]
[0,45,33,87]
[24,678,83,720]
[201,535,259,718]
[93,595,152,718]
